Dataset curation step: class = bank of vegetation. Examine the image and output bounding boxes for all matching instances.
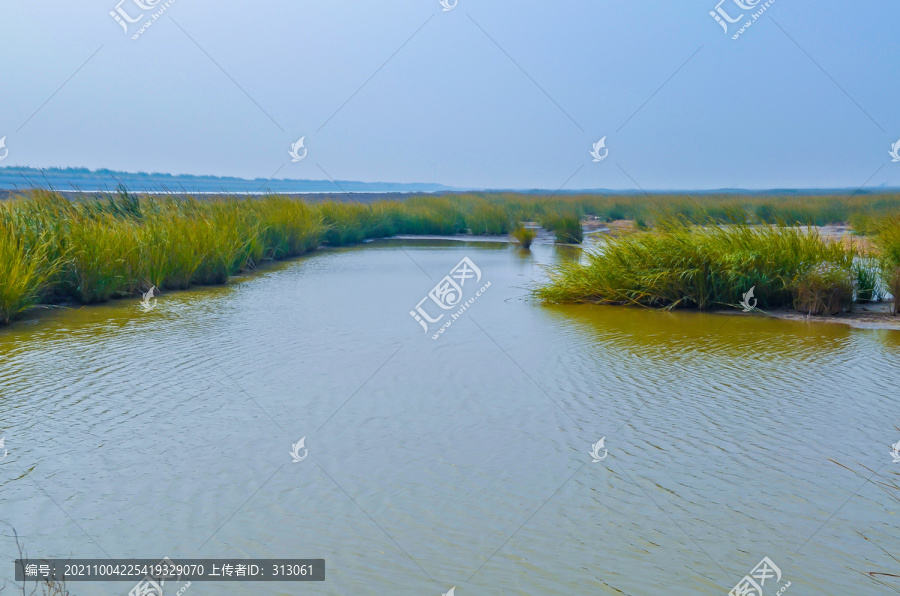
[1,189,900,325]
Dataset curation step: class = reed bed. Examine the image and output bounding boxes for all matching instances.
[445,191,900,229]
[2,189,900,325]
[872,215,900,313]
[540,212,583,244]
[536,220,858,312]
[0,191,328,324]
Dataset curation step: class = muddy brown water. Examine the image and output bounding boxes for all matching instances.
[1,239,899,595]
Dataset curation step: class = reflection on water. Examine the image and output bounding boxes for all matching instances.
[0,241,898,595]
[550,243,584,264]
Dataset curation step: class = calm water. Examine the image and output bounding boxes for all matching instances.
[1,240,899,595]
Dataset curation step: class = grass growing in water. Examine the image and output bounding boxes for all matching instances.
[536,220,855,311]
[0,192,328,323]
[872,215,900,313]
[510,225,537,248]
[853,259,883,303]
[0,221,59,324]
[540,212,583,244]
[793,263,854,315]
[465,201,511,235]
[3,189,900,325]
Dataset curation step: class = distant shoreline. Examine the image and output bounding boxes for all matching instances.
[2,166,899,199]
[0,189,448,203]
[5,189,900,203]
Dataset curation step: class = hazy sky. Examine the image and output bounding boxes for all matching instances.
[1,0,899,190]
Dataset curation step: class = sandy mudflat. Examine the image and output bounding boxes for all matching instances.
[719,302,900,331]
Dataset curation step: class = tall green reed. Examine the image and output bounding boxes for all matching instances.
[0,220,60,324]
[537,220,854,310]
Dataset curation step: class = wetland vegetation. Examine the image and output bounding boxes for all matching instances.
[1,189,899,325]
[537,216,900,316]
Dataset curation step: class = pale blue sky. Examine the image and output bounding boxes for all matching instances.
[1,0,898,190]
